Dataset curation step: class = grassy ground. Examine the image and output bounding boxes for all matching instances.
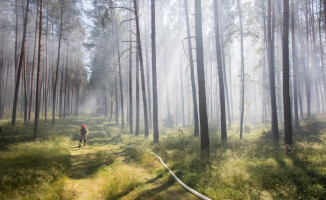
[0,115,326,199]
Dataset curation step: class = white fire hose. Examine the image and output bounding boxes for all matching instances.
[100,122,212,200]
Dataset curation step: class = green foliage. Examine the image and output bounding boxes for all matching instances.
[1,116,326,199]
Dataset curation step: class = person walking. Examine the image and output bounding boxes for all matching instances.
[79,124,89,148]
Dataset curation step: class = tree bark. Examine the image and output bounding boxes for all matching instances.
[283,0,293,145]
[134,0,149,137]
[52,4,63,124]
[28,1,40,122]
[195,0,209,155]
[129,19,133,135]
[112,9,124,129]
[151,0,159,142]
[12,0,30,127]
[291,0,299,129]
[267,0,280,140]
[34,0,43,132]
[213,0,227,142]
[135,46,140,136]
[184,0,199,136]
[237,0,245,139]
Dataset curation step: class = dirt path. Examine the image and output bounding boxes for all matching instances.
[63,131,197,200]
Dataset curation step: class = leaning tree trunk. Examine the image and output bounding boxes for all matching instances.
[184,0,199,136]
[12,0,30,127]
[283,0,293,145]
[195,0,209,155]
[134,0,149,137]
[34,0,43,132]
[151,0,159,142]
[213,0,227,142]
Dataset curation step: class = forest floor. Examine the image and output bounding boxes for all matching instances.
[1,114,326,199]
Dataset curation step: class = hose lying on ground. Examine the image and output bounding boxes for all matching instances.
[100,122,212,200]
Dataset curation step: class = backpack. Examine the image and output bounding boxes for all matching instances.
[81,127,86,135]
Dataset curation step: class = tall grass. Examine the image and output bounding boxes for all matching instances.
[0,138,71,199]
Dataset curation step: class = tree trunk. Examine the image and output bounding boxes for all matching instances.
[195,0,209,155]
[291,0,299,129]
[28,1,39,122]
[135,46,140,136]
[115,77,119,126]
[184,0,199,136]
[283,0,293,145]
[12,0,30,127]
[134,0,149,137]
[52,5,63,124]
[23,46,28,122]
[129,19,133,135]
[112,10,124,129]
[180,55,185,127]
[44,5,48,121]
[267,0,280,140]
[34,0,43,132]
[213,0,227,142]
[144,1,152,129]
[305,0,311,117]
[237,0,245,139]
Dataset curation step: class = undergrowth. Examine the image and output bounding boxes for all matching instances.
[1,115,326,199]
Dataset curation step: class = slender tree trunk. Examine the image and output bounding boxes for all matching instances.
[44,5,48,121]
[135,47,140,136]
[291,0,299,129]
[305,0,311,117]
[213,0,227,142]
[268,0,280,140]
[134,0,149,137]
[14,0,18,82]
[180,55,185,127]
[144,0,152,129]
[184,0,199,136]
[151,0,159,142]
[12,0,30,127]
[283,0,293,145]
[28,1,39,122]
[34,0,43,132]
[23,46,28,122]
[112,10,124,129]
[238,0,245,139]
[195,0,209,155]
[129,20,133,135]
[115,77,119,126]
[319,0,326,113]
[52,5,63,124]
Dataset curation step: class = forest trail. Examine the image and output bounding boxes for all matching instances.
[62,124,197,200]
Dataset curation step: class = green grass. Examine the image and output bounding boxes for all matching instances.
[1,115,326,199]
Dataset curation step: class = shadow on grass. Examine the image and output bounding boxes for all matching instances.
[244,119,326,199]
[133,175,176,200]
[68,150,114,179]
